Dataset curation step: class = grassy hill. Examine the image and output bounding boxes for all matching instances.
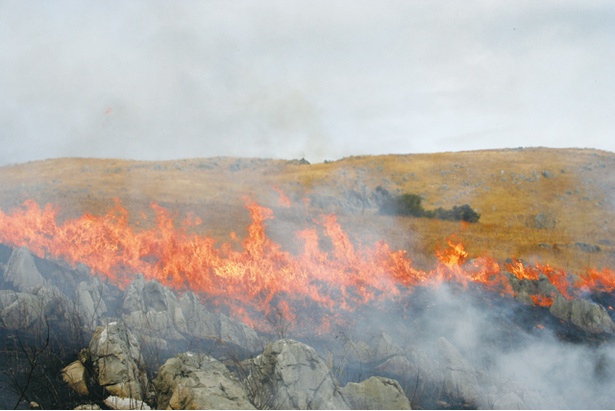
[1,147,614,273]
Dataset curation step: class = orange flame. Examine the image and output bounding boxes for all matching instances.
[0,199,613,330]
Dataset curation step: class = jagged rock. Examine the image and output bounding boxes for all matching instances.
[103,396,151,410]
[88,321,148,401]
[341,376,411,410]
[550,294,615,334]
[76,279,108,329]
[437,337,480,406]
[373,332,405,360]
[62,360,90,396]
[0,285,72,330]
[154,352,255,410]
[245,339,347,409]
[4,247,47,292]
[0,290,45,329]
[179,291,219,339]
[219,313,262,353]
[122,275,187,340]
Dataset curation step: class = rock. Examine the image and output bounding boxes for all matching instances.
[0,290,45,329]
[62,360,90,396]
[437,337,480,406]
[122,275,188,340]
[154,352,255,410]
[73,405,101,410]
[219,313,262,353]
[76,280,108,329]
[550,295,615,333]
[492,392,527,409]
[179,291,219,339]
[245,339,347,409]
[341,376,411,410]
[4,247,47,292]
[88,321,148,400]
[103,396,151,410]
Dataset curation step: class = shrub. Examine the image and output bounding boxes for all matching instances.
[378,192,480,223]
[379,193,426,217]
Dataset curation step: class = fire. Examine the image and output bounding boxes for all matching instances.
[0,198,614,331]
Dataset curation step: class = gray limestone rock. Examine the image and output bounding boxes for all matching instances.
[341,376,411,410]
[88,321,148,401]
[437,337,480,406]
[4,246,47,292]
[154,352,255,410]
[121,275,187,340]
[76,279,108,329]
[550,294,615,334]
[245,339,347,410]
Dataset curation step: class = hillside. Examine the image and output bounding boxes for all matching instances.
[1,147,614,274]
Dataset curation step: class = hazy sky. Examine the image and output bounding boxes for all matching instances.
[1,1,614,166]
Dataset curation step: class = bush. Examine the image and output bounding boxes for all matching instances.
[379,193,425,217]
[378,192,480,223]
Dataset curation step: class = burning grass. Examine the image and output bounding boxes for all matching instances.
[1,196,614,334]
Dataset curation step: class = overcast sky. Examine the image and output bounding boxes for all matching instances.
[1,1,614,166]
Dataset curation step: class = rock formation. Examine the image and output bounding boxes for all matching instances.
[245,339,348,409]
[340,376,411,410]
[154,353,255,410]
[87,321,148,401]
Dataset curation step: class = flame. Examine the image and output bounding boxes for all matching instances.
[0,198,614,331]
[274,186,292,208]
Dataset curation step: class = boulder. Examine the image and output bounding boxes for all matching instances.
[153,352,255,410]
[245,339,347,409]
[62,360,90,396]
[103,396,151,410]
[3,246,46,292]
[550,294,615,334]
[88,321,148,401]
[437,337,480,406]
[341,376,411,410]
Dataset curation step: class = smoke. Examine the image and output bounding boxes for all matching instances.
[2,1,615,167]
[337,282,615,409]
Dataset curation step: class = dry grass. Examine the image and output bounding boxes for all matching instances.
[1,148,614,274]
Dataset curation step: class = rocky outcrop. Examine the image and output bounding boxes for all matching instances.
[122,275,188,341]
[154,352,255,410]
[88,321,148,401]
[3,246,47,292]
[549,294,615,334]
[340,376,411,410]
[245,339,348,410]
[437,337,480,407]
[76,278,109,330]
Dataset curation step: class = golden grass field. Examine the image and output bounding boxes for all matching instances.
[1,147,614,274]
